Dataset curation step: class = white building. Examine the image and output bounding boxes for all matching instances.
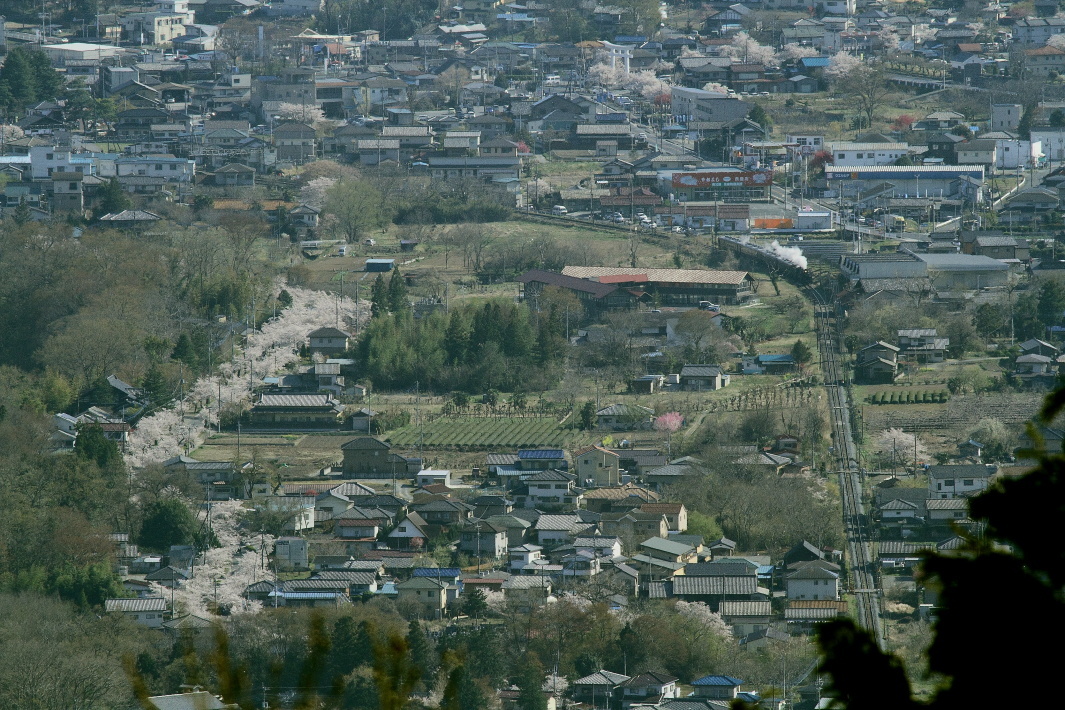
[927,465,995,499]
[1032,127,1065,161]
[115,154,196,182]
[828,142,909,166]
[991,104,1022,132]
[121,0,195,46]
[28,145,96,180]
[105,597,169,628]
[785,561,840,601]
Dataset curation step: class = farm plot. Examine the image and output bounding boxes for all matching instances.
[388,416,586,449]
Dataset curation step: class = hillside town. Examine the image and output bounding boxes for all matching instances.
[1,0,1064,708]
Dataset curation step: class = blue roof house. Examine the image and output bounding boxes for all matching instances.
[691,675,745,700]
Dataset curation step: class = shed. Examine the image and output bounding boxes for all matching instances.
[366,258,395,272]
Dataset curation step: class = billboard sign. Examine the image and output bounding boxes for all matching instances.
[672,170,773,188]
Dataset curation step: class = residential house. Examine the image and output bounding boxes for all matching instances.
[572,671,630,707]
[595,403,655,430]
[600,510,669,542]
[214,163,255,187]
[609,449,667,476]
[248,394,345,429]
[501,575,552,609]
[411,499,473,526]
[308,327,350,354]
[387,512,431,550]
[927,464,995,498]
[1024,44,1065,76]
[459,521,508,559]
[926,497,972,524]
[679,364,728,391]
[105,598,169,628]
[1020,339,1060,358]
[395,577,448,617]
[785,560,841,600]
[897,329,949,363]
[856,341,900,384]
[640,537,697,565]
[620,672,679,709]
[574,445,621,488]
[785,600,849,631]
[877,498,921,527]
[783,540,826,567]
[274,537,309,570]
[534,513,593,547]
[515,470,583,509]
[719,600,774,637]
[341,437,418,478]
[582,483,660,513]
[639,503,687,532]
[573,535,624,559]
[273,122,316,164]
[509,544,544,572]
[691,676,745,701]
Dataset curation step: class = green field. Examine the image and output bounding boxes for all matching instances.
[387,416,588,449]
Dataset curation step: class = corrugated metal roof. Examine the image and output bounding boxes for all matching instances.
[672,576,757,595]
[106,597,168,612]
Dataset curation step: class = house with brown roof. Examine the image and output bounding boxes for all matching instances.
[573,445,621,487]
[639,502,688,532]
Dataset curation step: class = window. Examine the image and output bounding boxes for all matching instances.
[46,154,53,160]
[945,479,955,486]
[963,479,974,486]
[69,182,77,190]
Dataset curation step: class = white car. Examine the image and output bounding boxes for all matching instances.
[671,225,684,233]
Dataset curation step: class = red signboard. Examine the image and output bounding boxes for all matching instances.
[672,170,773,188]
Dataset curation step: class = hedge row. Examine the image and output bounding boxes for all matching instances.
[868,390,950,405]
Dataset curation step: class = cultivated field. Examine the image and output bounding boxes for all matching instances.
[388,415,588,450]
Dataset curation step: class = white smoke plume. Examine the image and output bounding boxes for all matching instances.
[768,240,809,269]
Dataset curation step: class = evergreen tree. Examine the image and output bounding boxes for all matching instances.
[139,498,199,551]
[579,401,597,430]
[405,619,435,682]
[74,424,122,469]
[790,339,813,367]
[331,618,376,678]
[141,363,171,407]
[514,654,548,710]
[95,178,132,216]
[371,274,388,319]
[388,266,409,313]
[1037,279,1065,328]
[171,333,198,369]
[444,311,471,364]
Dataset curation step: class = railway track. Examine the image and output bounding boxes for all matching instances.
[809,286,884,647]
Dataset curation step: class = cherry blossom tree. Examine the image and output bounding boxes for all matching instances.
[719,32,778,66]
[876,427,929,470]
[781,43,819,61]
[825,52,863,80]
[588,61,625,86]
[300,176,337,209]
[275,101,326,125]
[655,411,684,457]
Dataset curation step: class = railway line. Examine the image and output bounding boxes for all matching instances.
[809,286,884,647]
